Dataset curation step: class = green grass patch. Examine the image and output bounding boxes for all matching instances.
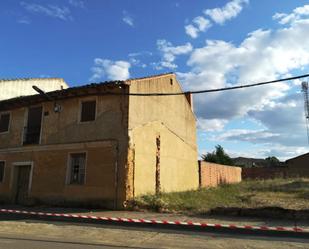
[127,178,309,214]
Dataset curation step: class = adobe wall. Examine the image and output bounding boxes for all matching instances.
[0,86,130,208]
[127,74,198,196]
[199,161,242,187]
[0,92,128,149]
[0,141,118,208]
[132,121,199,196]
[127,74,196,148]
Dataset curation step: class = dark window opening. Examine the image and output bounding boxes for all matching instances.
[0,113,10,133]
[80,101,96,122]
[0,161,4,182]
[69,153,86,184]
[23,106,42,145]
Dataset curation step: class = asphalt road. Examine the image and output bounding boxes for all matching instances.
[0,236,123,249]
[0,220,308,249]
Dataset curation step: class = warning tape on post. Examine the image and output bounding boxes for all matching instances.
[0,208,305,233]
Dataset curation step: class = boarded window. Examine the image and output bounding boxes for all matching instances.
[69,153,86,184]
[0,161,4,182]
[0,113,10,133]
[80,101,96,122]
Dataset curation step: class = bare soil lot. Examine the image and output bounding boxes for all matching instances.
[127,178,309,217]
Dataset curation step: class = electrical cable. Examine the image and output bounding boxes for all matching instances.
[122,73,309,96]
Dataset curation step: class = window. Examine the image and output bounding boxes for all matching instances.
[0,161,4,182]
[80,100,96,122]
[68,153,86,184]
[0,113,10,133]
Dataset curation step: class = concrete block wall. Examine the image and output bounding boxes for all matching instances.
[198,161,242,188]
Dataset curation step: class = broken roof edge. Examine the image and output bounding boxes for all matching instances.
[0,73,183,111]
[125,72,175,82]
[0,80,128,111]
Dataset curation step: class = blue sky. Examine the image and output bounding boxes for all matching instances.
[1,0,309,160]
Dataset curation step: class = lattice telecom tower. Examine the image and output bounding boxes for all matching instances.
[302,81,309,145]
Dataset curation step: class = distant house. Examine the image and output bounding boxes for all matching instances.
[232,157,270,168]
[286,152,309,177]
[233,157,283,168]
[0,78,68,101]
[0,73,198,208]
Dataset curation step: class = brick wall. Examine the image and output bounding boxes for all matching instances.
[242,167,288,180]
[198,161,242,188]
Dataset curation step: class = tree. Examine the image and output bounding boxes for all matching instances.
[201,145,234,166]
[265,156,280,167]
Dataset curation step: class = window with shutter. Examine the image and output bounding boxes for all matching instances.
[0,113,10,133]
[80,101,96,122]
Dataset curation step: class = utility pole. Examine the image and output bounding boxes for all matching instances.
[301,81,309,146]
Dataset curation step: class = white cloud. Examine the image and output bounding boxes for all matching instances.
[215,129,280,143]
[273,5,309,24]
[156,39,192,69]
[128,51,152,57]
[17,16,31,24]
[205,0,249,25]
[90,59,131,81]
[185,25,199,39]
[21,2,72,21]
[180,19,309,119]
[178,5,309,158]
[226,144,308,161]
[122,10,134,27]
[185,16,212,38]
[68,0,85,8]
[184,0,248,38]
[198,118,227,132]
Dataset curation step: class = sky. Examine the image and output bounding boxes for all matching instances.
[1,0,309,160]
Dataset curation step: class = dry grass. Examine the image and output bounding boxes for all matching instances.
[127,178,309,214]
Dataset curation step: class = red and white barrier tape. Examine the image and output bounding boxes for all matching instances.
[0,208,305,233]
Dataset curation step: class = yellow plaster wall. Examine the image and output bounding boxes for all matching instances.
[132,122,198,196]
[128,74,198,196]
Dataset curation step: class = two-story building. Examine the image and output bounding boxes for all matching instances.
[0,73,198,208]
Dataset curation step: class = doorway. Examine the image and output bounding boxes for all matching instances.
[13,165,32,205]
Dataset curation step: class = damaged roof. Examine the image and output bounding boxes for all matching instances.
[0,80,126,111]
[0,73,175,111]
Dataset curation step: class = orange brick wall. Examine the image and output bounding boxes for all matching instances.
[198,161,242,188]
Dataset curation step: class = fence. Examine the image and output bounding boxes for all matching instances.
[198,161,242,188]
[241,167,288,180]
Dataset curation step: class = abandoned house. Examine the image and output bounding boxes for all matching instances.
[0,73,198,208]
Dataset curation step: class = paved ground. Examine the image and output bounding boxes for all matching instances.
[1,206,309,248]
[0,220,308,249]
[2,205,308,230]
[72,210,309,230]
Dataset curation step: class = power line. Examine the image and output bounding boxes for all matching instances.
[125,73,309,96]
